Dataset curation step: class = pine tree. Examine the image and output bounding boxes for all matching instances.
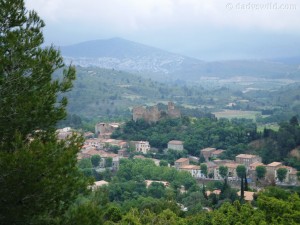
[0,1,89,224]
[0,0,75,149]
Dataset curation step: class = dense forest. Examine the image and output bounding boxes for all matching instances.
[257,116,300,169]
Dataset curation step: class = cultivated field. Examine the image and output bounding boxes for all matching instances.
[213,110,260,120]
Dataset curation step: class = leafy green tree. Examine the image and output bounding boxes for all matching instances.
[121,208,142,225]
[236,165,246,179]
[0,136,89,224]
[91,155,101,167]
[148,182,166,199]
[105,157,113,167]
[159,160,168,167]
[219,165,228,180]
[102,168,113,182]
[218,165,229,193]
[200,163,208,177]
[108,145,120,153]
[81,168,93,177]
[0,1,88,224]
[257,190,300,224]
[0,0,76,149]
[256,166,267,180]
[63,201,103,225]
[277,168,288,182]
[199,154,206,163]
[103,206,122,223]
[290,116,299,126]
[182,192,203,215]
[156,209,187,225]
[78,158,93,169]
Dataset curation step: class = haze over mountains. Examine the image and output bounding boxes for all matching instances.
[61,38,300,82]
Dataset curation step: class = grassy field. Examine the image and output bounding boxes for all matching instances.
[213,110,260,120]
[257,123,280,132]
[213,110,280,132]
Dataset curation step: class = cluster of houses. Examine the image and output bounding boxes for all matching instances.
[57,124,299,186]
[78,121,186,169]
[168,147,299,186]
[199,148,298,185]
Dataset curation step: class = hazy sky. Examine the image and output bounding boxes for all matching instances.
[25,0,300,60]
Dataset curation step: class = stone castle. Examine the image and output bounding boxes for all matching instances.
[132,102,181,123]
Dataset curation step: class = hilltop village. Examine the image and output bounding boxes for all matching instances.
[57,102,300,196]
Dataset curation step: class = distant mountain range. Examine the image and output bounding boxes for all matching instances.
[61,38,300,82]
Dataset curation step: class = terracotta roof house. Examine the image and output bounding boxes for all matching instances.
[145,180,169,188]
[235,154,262,167]
[135,141,151,154]
[206,189,221,196]
[203,161,218,175]
[168,140,184,151]
[267,162,282,167]
[178,165,204,178]
[91,180,109,191]
[277,165,298,184]
[214,162,240,180]
[248,162,266,181]
[200,147,216,161]
[238,191,255,201]
[249,162,265,171]
[211,150,225,158]
[174,158,189,169]
[266,162,283,182]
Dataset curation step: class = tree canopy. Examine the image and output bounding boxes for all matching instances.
[219,165,228,179]
[112,117,258,157]
[256,166,267,180]
[277,168,288,183]
[236,165,246,179]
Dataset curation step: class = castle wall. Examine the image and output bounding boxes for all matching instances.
[132,102,180,123]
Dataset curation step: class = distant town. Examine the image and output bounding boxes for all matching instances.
[57,102,299,196]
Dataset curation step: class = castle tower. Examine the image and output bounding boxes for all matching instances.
[168,102,175,111]
[167,102,181,118]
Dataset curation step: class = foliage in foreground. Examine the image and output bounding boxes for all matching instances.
[0,1,89,224]
[65,185,300,225]
[65,159,300,225]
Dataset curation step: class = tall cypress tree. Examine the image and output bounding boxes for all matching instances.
[0,1,89,224]
[236,165,246,200]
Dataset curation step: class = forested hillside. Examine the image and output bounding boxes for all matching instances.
[58,67,238,119]
[54,65,300,126]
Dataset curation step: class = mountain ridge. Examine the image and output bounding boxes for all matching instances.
[60,37,300,81]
